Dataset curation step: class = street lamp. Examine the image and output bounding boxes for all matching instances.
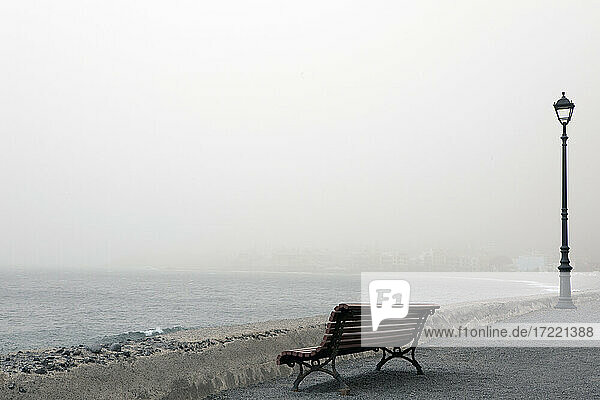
[553,92,576,309]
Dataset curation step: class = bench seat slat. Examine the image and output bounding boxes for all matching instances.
[323,327,423,341]
[327,316,424,327]
[326,320,423,333]
[328,309,437,321]
[337,338,413,350]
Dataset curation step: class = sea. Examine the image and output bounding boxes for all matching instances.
[1,268,599,354]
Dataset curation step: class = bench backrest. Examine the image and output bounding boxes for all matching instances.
[319,303,439,356]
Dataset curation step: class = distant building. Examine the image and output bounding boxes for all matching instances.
[489,255,514,271]
[349,250,380,270]
[420,249,458,271]
[379,252,409,269]
[515,255,545,272]
[458,255,483,271]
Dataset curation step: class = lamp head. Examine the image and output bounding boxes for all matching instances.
[553,91,575,125]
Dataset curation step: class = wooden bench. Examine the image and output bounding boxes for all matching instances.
[276,303,439,392]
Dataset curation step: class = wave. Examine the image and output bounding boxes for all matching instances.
[93,326,188,345]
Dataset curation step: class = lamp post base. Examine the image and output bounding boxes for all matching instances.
[555,270,577,309]
[555,298,577,309]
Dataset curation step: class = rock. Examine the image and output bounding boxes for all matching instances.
[72,349,82,356]
[109,343,122,352]
[21,366,31,373]
[8,382,15,390]
[87,344,102,354]
[122,350,131,357]
[34,367,47,374]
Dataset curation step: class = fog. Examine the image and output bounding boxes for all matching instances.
[2,1,600,269]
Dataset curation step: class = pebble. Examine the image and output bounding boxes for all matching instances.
[87,344,102,354]
[109,343,122,352]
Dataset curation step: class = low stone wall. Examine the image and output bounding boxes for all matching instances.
[424,289,600,334]
[1,290,598,400]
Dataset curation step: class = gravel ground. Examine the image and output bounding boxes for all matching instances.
[209,301,600,399]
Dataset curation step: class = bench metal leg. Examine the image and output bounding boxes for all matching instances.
[375,347,423,375]
[375,347,391,371]
[291,358,350,394]
[292,364,310,391]
[330,358,350,393]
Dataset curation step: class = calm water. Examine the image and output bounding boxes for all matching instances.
[1,268,599,354]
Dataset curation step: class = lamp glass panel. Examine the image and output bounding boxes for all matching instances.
[557,108,571,121]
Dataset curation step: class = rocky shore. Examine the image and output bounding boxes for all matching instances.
[0,314,325,399]
[1,327,292,390]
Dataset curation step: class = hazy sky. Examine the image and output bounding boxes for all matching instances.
[2,1,600,268]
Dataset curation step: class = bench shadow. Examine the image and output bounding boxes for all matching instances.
[296,368,461,396]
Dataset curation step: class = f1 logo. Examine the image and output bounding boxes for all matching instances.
[368,280,410,331]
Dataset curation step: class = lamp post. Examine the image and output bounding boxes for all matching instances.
[553,91,576,309]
